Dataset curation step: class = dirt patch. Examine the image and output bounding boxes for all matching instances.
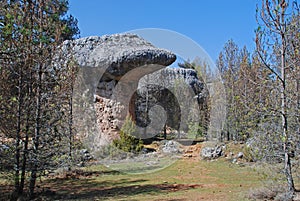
[182,143,202,158]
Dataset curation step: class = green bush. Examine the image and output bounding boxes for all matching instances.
[113,115,143,153]
[242,145,261,162]
[113,131,143,153]
[187,122,204,139]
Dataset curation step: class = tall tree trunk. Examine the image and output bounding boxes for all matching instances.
[163,124,167,139]
[13,65,23,197]
[29,64,42,199]
[280,34,295,195]
[68,87,73,171]
[256,1,297,195]
[19,106,30,195]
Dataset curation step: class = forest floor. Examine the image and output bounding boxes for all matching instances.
[1,142,299,201]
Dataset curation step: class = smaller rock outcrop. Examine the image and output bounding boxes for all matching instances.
[159,140,183,154]
[134,67,209,136]
[237,152,244,159]
[200,142,226,160]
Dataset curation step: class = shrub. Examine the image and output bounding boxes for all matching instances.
[113,115,143,153]
[187,122,204,139]
[242,146,257,162]
[113,131,143,153]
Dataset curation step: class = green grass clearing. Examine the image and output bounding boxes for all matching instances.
[38,158,264,201]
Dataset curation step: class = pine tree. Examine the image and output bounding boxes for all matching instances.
[0,0,79,199]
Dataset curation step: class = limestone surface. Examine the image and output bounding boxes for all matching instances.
[63,34,176,149]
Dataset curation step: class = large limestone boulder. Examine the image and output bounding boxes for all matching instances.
[61,33,209,151]
[62,34,176,150]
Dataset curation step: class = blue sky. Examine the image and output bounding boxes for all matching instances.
[68,0,258,62]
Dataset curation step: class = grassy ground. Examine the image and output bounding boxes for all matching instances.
[1,142,299,200]
[37,158,263,201]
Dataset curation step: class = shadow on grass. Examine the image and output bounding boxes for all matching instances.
[46,169,124,180]
[108,164,167,174]
[42,168,202,200]
[50,182,202,200]
[47,177,147,189]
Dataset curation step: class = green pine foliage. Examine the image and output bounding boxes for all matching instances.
[113,115,143,153]
[187,122,204,139]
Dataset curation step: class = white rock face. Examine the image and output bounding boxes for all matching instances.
[62,34,176,78]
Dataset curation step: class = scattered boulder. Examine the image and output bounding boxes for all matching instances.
[141,147,156,154]
[79,149,93,163]
[200,142,226,160]
[159,140,183,154]
[237,152,244,159]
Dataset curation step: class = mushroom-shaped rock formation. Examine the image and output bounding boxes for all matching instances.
[62,34,176,150]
